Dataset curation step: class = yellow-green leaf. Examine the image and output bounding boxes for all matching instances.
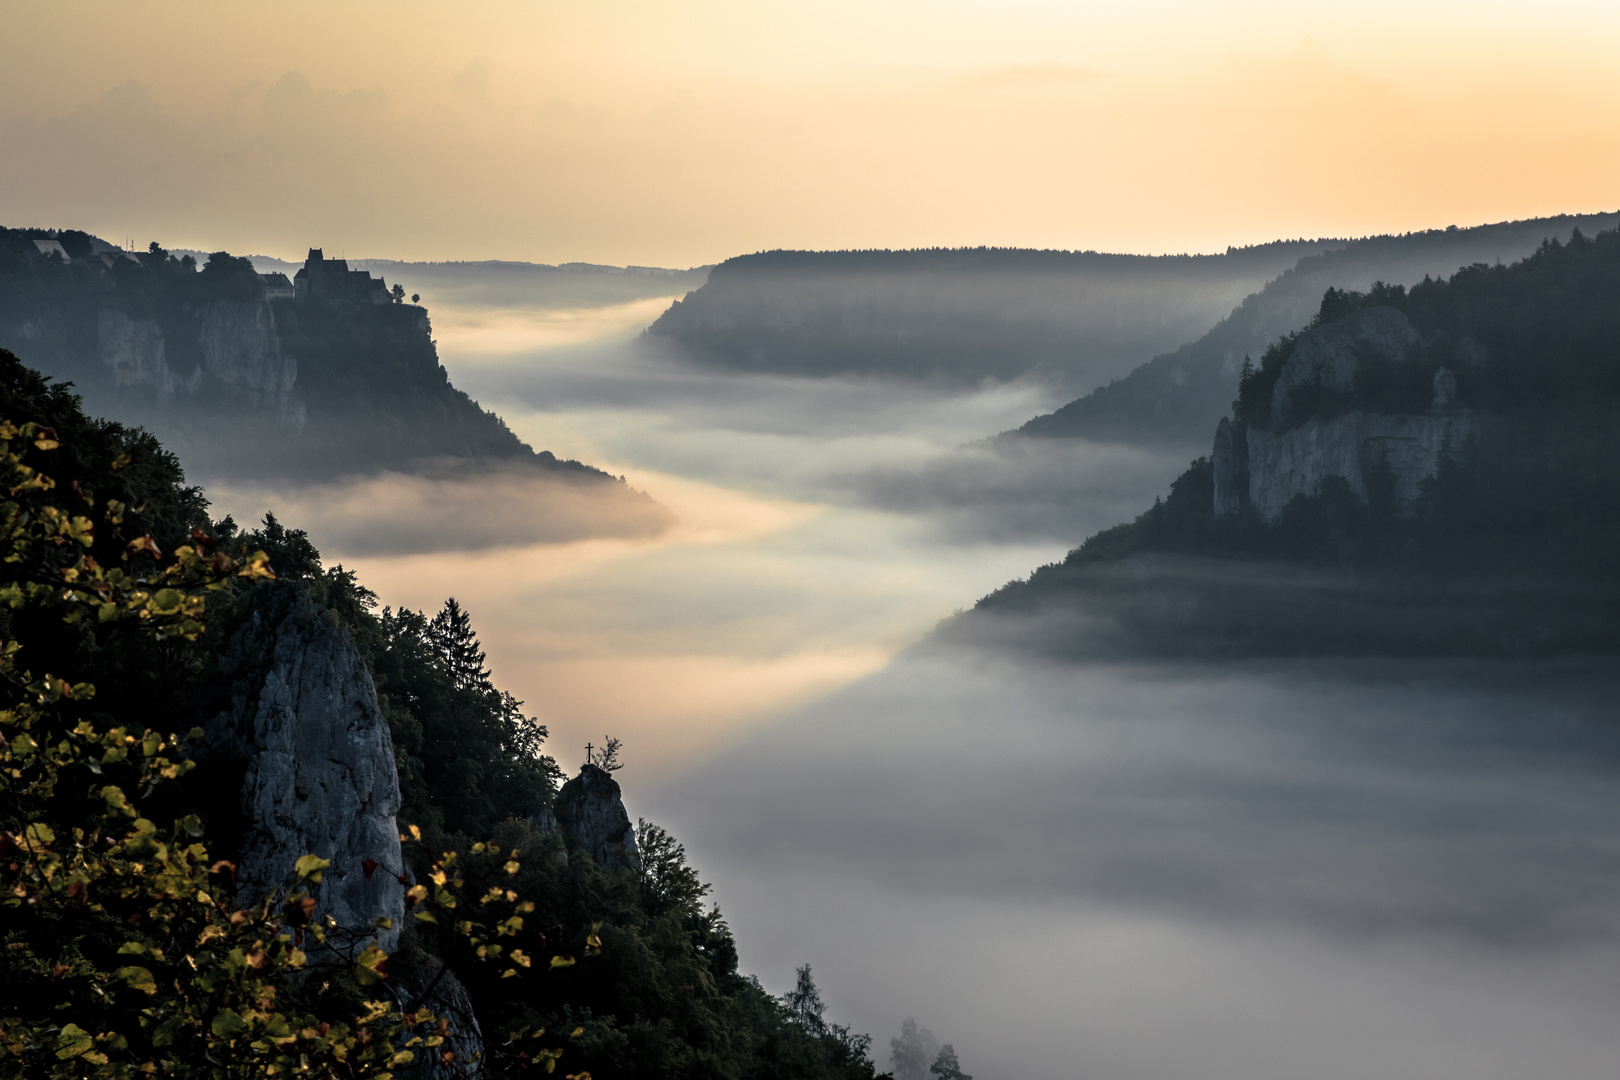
[294,854,331,882]
[54,1023,92,1060]
[115,965,157,994]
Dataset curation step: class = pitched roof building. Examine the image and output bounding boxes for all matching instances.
[293,249,390,304]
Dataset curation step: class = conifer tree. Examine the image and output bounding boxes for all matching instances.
[931,1044,973,1080]
[782,963,828,1036]
[428,597,490,692]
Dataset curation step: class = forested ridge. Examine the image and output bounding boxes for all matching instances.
[1013,210,1620,446]
[644,240,1336,387]
[969,228,1620,657]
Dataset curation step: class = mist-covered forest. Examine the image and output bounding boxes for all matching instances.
[643,242,1336,390]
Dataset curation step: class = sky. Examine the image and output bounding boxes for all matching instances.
[4,1,1620,266]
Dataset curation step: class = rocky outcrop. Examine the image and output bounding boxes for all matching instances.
[96,309,172,401]
[398,964,485,1078]
[1244,402,1476,521]
[205,584,405,951]
[1214,308,1478,522]
[1267,306,1419,427]
[198,299,305,427]
[553,765,638,871]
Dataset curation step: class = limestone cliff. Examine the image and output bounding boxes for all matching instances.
[1214,307,1478,522]
[204,583,404,951]
[96,309,172,402]
[198,299,305,427]
[553,764,638,872]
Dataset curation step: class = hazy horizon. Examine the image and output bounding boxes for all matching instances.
[8,3,1620,267]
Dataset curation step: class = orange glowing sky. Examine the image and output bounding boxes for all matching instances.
[4,1,1618,265]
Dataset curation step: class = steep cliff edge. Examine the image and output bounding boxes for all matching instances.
[1213,307,1478,522]
[203,583,406,951]
[198,298,304,426]
[97,309,173,402]
[201,582,488,1077]
[0,235,621,482]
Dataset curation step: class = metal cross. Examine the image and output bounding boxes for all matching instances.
[584,742,595,765]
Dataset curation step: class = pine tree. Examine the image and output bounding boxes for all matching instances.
[782,963,828,1036]
[428,597,490,692]
[930,1044,972,1080]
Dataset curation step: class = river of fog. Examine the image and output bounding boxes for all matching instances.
[207,295,1620,1080]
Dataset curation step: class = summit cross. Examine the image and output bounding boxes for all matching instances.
[584,742,595,766]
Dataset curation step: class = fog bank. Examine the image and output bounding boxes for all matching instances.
[642,646,1620,1079]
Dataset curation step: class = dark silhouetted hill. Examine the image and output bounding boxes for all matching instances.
[643,242,1340,391]
[961,226,1620,658]
[1013,212,1620,448]
[0,230,629,483]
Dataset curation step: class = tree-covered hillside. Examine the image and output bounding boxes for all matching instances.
[1013,211,1620,447]
[967,228,1620,657]
[644,241,1336,390]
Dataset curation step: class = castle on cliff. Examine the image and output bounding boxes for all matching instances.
[292,248,390,304]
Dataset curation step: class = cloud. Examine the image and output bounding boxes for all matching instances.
[839,435,1196,543]
[653,646,1620,944]
[205,459,674,556]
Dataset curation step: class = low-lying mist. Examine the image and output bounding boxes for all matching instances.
[643,644,1620,1080]
[205,458,673,556]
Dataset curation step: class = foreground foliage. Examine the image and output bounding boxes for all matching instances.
[0,407,584,1075]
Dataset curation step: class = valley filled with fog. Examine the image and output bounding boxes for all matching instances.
[206,287,1620,1080]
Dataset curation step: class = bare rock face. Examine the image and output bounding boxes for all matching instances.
[397,964,485,1078]
[1245,409,1477,521]
[1269,306,1420,428]
[198,299,304,427]
[205,584,405,951]
[553,764,638,871]
[97,309,172,401]
[1215,305,1478,523]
